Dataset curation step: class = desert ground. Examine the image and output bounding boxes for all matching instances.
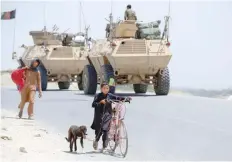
[1,72,232,161]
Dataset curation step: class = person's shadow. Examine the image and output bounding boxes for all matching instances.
[62,151,78,154]
[84,149,123,158]
[62,149,123,158]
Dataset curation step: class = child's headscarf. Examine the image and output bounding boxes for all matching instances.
[30,59,41,72]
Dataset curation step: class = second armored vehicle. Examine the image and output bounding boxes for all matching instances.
[17,30,89,91]
[82,15,172,95]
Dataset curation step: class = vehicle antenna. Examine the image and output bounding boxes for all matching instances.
[42,2,48,49]
[79,2,89,46]
[109,0,113,42]
[167,0,171,40]
[43,2,47,32]
[157,0,171,54]
[161,0,171,41]
[79,1,82,33]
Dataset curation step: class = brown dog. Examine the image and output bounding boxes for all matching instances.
[65,125,87,153]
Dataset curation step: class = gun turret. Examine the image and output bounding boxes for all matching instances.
[29,31,62,45]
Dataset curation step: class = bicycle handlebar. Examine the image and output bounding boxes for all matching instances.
[106,98,131,104]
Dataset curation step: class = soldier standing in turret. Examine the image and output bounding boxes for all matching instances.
[88,37,93,51]
[124,4,137,21]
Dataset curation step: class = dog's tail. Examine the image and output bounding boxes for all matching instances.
[65,137,70,142]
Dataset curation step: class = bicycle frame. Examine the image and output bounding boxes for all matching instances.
[109,100,126,136]
[108,98,129,156]
[109,99,128,134]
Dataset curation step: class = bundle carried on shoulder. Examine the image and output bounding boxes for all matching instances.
[11,68,26,92]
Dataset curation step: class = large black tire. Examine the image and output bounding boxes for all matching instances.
[101,64,116,94]
[58,82,70,90]
[37,65,48,91]
[154,67,170,95]
[82,65,97,95]
[133,84,148,93]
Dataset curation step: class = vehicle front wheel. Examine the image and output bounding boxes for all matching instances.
[154,67,170,95]
[133,84,148,93]
[82,65,97,95]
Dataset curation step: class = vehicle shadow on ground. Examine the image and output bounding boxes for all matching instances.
[6,88,79,92]
[45,89,76,92]
[75,94,95,97]
[40,98,89,102]
[7,89,75,92]
[76,93,157,97]
[5,88,19,92]
[115,93,157,97]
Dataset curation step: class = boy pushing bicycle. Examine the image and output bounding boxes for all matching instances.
[91,82,131,151]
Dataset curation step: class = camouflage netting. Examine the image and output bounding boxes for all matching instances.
[139,28,161,39]
[136,20,161,40]
[137,20,161,29]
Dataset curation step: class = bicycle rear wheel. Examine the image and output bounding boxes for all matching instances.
[108,120,117,152]
[119,120,128,158]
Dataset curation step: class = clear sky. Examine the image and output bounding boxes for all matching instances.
[1,0,232,89]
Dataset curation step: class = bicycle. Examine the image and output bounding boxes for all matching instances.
[106,98,130,158]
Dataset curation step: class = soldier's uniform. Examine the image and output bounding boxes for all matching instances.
[124,9,137,20]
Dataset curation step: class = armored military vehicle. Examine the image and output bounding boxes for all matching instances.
[17,30,89,91]
[82,14,172,95]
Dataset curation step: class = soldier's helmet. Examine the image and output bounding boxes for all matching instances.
[127,4,131,9]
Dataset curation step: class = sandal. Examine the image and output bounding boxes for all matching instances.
[28,114,34,120]
[18,110,23,119]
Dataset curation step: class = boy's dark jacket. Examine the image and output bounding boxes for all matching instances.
[91,93,126,131]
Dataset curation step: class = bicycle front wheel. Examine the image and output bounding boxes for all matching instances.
[119,120,128,158]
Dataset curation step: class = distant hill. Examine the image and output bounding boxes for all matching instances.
[171,87,232,99]
[117,85,232,99]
